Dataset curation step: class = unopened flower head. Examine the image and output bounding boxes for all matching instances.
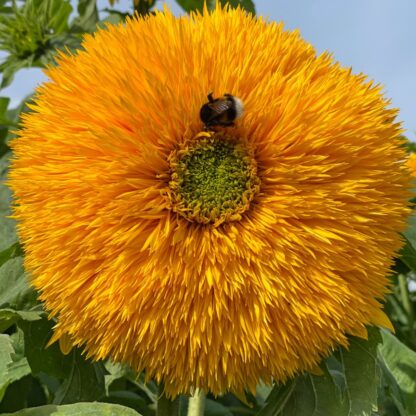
[9,5,411,398]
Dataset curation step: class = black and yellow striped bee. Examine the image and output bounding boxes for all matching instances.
[199,93,244,130]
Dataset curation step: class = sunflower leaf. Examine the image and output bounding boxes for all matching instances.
[0,257,37,310]
[378,329,416,414]
[19,318,73,381]
[0,153,18,252]
[276,371,346,416]
[0,243,23,268]
[0,123,8,157]
[205,399,233,416]
[0,308,43,333]
[339,327,382,416]
[0,96,9,116]
[53,352,106,404]
[42,0,72,35]
[0,334,14,400]
[257,379,296,416]
[0,333,31,402]
[271,328,381,416]
[404,216,416,254]
[0,59,32,89]
[1,402,142,415]
[18,317,107,403]
[101,391,153,416]
[398,234,416,272]
[0,153,37,311]
[71,0,98,33]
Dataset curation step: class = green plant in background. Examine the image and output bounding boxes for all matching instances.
[1,1,416,416]
[0,0,99,88]
[0,0,72,66]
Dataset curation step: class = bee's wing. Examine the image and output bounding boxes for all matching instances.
[208,100,232,115]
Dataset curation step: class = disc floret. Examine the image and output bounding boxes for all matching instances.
[168,132,260,226]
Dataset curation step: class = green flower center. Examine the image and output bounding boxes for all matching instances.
[167,132,260,226]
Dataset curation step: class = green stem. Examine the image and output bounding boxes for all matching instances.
[398,273,415,343]
[187,389,206,416]
[157,392,180,416]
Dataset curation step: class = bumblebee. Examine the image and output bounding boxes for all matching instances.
[199,93,244,130]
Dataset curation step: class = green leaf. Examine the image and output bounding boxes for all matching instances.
[0,257,37,310]
[278,372,344,416]
[0,59,31,89]
[0,0,80,82]
[18,319,69,378]
[18,318,107,403]
[398,235,416,272]
[256,383,273,406]
[103,391,154,416]
[0,153,38,310]
[0,124,8,157]
[10,326,26,356]
[0,153,18,252]
[378,329,416,414]
[0,308,43,332]
[272,328,382,416]
[205,399,233,416]
[0,334,14,399]
[157,393,180,416]
[53,352,106,404]
[257,379,296,416]
[0,334,31,402]
[49,34,82,54]
[71,0,98,33]
[104,361,158,411]
[404,216,416,253]
[104,361,133,394]
[127,372,158,403]
[378,358,406,416]
[6,357,31,388]
[339,327,382,416]
[100,10,129,25]
[0,97,10,115]
[0,375,36,413]
[46,0,72,34]
[2,402,142,415]
[7,94,35,124]
[0,243,23,267]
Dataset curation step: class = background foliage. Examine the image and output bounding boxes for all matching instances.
[0,1,415,415]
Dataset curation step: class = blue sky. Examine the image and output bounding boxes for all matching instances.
[2,0,415,138]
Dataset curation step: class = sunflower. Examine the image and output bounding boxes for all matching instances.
[9,5,411,398]
[407,153,416,176]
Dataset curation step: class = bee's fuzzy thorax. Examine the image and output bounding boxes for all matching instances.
[233,96,244,119]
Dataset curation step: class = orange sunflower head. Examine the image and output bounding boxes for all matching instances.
[407,152,416,177]
[9,5,411,398]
